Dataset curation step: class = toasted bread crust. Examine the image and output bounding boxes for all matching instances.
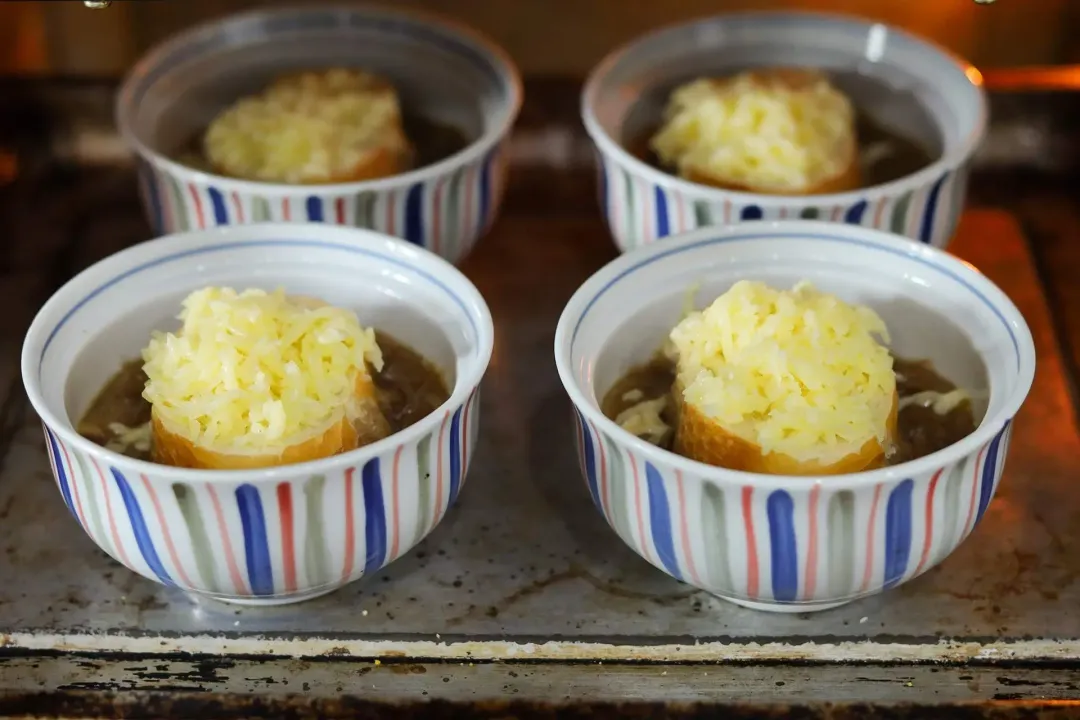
[684,150,861,196]
[673,387,898,476]
[152,408,356,470]
[209,133,413,185]
[151,371,390,470]
[205,68,413,184]
[321,131,413,183]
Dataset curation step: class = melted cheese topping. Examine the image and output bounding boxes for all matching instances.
[204,68,409,183]
[142,287,383,454]
[650,70,856,193]
[669,280,895,462]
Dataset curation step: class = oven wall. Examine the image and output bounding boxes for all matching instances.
[2,0,1077,76]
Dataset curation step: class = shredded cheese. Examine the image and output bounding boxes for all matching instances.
[650,70,856,193]
[105,422,151,454]
[615,396,671,446]
[142,287,383,454]
[669,280,895,462]
[899,389,971,415]
[204,68,409,183]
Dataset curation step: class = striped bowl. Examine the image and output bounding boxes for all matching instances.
[22,223,493,605]
[582,12,987,252]
[554,221,1035,612]
[116,6,521,267]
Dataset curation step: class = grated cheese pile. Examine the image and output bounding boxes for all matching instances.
[669,280,895,462]
[204,68,409,183]
[142,287,383,454]
[650,70,856,193]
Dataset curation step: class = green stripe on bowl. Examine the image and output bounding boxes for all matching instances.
[827,490,855,597]
[173,483,220,593]
[701,484,733,592]
[303,475,331,587]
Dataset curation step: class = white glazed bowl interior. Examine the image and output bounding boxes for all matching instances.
[555,221,1035,610]
[25,223,492,482]
[116,5,521,192]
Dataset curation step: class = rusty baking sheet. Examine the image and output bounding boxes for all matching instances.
[5,653,1080,705]
[3,693,1080,720]
[0,202,1075,665]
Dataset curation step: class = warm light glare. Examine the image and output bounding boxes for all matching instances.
[0,150,17,186]
[965,66,984,86]
[958,258,984,276]
[982,66,1080,91]
[0,4,47,74]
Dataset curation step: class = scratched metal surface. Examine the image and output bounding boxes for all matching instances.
[0,78,1079,669]
[3,654,1080,704]
[0,197,1077,661]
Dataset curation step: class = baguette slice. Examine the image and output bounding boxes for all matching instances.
[654,69,862,195]
[204,68,414,184]
[151,371,390,470]
[673,384,898,476]
[685,153,861,196]
[148,294,391,470]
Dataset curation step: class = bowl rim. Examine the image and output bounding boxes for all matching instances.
[581,9,989,206]
[21,221,494,483]
[115,3,523,196]
[553,219,1037,490]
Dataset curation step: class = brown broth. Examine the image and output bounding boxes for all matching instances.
[602,356,975,468]
[77,332,450,462]
[628,113,936,190]
[174,114,471,178]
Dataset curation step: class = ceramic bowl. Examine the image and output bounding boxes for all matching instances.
[116,6,522,266]
[554,220,1035,612]
[22,223,493,605]
[582,12,987,252]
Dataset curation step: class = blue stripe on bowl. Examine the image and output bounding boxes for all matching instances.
[570,230,1021,366]
[139,162,165,235]
[157,172,493,265]
[479,151,494,230]
[844,200,868,224]
[361,457,387,573]
[112,467,176,587]
[645,462,682,581]
[405,183,425,246]
[449,407,464,503]
[919,174,949,244]
[975,422,1009,525]
[576,408,602,510]
[882,478,914,589]
[236,483,274,595]
[41,239,479,365]
[766,489,798,602]
[208,187,228,225]
[653,187,670,239]
[45,427,76,518]
[740,205,764,221]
